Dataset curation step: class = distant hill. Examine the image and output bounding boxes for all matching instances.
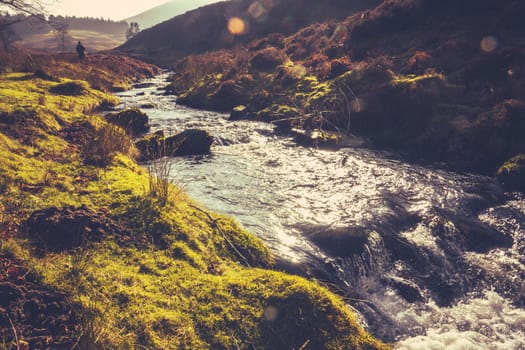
[5,15,128,52]
[117,0,381,66]
[125,0,222,29]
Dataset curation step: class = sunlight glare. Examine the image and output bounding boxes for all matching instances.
[351,98,365,113]
[248,1,268,21]
[228,17,248,35]
[480,36,498,53]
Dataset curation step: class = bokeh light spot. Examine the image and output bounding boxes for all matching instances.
[262,305,279,321]
[351,98,365,113]
[480,36,498,53]
[228,17,247,35]
[248,1,268,21]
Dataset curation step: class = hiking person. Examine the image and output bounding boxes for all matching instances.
[76,41,86,61]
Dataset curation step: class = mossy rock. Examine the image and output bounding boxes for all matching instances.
[136,129,213,161]
[208,80,247,112]
[229,105,259,121]
[497,154,525,192]
[292,128,342,149]
[49,80,88,96]
[257,104,299,124]
[135,130,166,161]
[105,108,150,136]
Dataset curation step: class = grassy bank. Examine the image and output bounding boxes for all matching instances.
[0,56,388,348]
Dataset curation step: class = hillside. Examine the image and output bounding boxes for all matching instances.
[165,0,525,183]
[125,0,221,29]
[117,0,381,66]
[5,15,129,52]
[0,52,388,349]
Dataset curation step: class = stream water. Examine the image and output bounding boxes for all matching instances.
[116,74,525,349]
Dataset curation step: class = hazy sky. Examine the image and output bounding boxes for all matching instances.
[48,0,219,21]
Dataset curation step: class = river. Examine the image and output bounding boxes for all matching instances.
[116,74,525,349]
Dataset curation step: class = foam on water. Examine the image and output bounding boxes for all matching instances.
[395,291,525,350]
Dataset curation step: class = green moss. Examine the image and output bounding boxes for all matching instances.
[496,154,525,191]
[0,70,388,350]
[257,104,299,122]
[391,72,444,86]
[232,105,247,112]
[498,154,525,174]
[34,240,386,349]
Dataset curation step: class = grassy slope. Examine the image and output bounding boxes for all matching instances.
[19,30,126,52]
[167,0,525,177]
[117,0,381,65]
[0,58,388,348]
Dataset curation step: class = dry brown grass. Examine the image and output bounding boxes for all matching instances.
[83,124,137,167]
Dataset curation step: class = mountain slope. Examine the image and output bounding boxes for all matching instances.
[125,0,221,29]
[117,0,381,66]
[166,0,525,180]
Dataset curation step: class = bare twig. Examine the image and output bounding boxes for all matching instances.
[189,204,251,267]
[7,314,20,350]
[337,86,352,135]
[298,339,311,350]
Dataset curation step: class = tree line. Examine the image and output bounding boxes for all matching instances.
[0,1,140,52]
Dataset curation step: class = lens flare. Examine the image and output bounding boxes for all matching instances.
[480,36,498,52]
[227,17,247,35]
[351,98,365,113]
[262,305,279,321]
[248,1,268,21]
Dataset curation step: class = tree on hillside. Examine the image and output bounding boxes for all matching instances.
[126,21,140,40]
[53,19,69,52]
[0,14,22,51]
[0,0,46,51]
[0,0,46,17]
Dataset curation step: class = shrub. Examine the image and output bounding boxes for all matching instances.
[250,47,287,71]
[50,81,88,96]
[83,124,137,167]
[328,56,352,78]
[147,155,174,207]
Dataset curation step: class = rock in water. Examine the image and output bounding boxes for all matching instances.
[135,129,214,161]
[166,129,214,156]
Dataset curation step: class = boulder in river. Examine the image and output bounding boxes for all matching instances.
[385,276,425,303]
[105,108,149,136]
[166,129,214,156]
[135,129,213,161]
